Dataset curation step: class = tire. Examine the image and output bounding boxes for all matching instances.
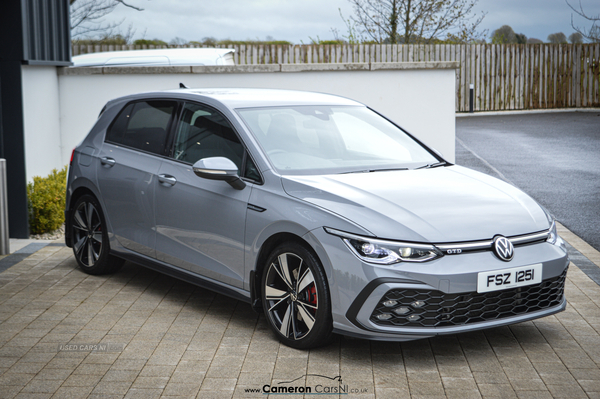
[70,194,124,275]
[261,242,333,349]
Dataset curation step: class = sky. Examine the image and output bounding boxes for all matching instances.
[97,0,600,44]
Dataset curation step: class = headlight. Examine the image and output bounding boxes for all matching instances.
[325,227,443,265]
[547,220,558,245]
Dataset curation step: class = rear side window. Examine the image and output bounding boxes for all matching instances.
[106,100,177,155]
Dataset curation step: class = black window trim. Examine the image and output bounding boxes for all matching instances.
[168,100,264,185]
[104,98,180,158]
[165,101,185,158]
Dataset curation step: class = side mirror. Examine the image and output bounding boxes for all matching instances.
[192,157,246,190]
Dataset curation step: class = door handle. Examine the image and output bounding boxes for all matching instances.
[158,174,177,186]
[100,157,116,167]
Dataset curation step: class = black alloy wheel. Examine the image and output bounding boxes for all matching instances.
[71,195,124,275]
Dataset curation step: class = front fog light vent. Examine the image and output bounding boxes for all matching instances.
[393,306,411,315]
[375,313,393,321]
[411,300,426,308]
[371,271,567,327]
[382,300,398,307]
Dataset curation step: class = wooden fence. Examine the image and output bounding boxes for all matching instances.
[72,44,600,112]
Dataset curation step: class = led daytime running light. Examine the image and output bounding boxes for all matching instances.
[325,227,443,265]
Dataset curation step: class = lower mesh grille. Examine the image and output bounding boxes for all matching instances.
[371,269,567,327]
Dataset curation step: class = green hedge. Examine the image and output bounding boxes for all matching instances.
[27,166,68,235]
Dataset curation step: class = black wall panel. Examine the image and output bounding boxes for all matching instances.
[0,0,72,238]
[21,0,72,65]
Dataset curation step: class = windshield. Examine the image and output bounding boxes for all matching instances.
[236,105,438,175]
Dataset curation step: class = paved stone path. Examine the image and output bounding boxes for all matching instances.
[0,224,599,398]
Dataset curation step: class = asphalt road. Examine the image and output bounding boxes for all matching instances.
[455,111,600,252]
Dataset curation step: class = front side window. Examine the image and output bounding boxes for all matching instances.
[106,100,176,155]
[173,102,260,181]
[237,105,438,175]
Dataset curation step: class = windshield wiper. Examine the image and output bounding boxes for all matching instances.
[341,167,409,174]
[415,161,448,170]
[368,167,409,172]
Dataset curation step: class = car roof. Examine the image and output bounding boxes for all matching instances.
[72,48,235,67]
[161,88,364,109]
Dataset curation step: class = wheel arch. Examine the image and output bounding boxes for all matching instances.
[250,231,328,313]
[65,179,111,248]
[65,184,99,248]
[68,186,96,209]
[67,189,125,274]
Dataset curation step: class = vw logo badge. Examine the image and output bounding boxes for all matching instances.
[493,236,514,261]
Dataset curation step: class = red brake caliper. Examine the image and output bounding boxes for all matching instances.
[308,284,317,306]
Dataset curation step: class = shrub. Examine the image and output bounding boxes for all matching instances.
[133,39,169,46]
[27,166,68,235]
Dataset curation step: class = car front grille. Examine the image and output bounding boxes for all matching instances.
[371,269,567,328]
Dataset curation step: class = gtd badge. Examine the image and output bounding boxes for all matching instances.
[493,236,514,261]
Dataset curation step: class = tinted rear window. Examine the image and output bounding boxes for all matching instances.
[106,100,177,155]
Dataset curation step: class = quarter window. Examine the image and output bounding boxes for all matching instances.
[106,100,176,155]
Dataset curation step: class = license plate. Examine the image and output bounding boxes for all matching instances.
[477,264,543,293]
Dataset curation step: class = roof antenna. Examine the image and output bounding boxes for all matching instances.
[179,83,189,89]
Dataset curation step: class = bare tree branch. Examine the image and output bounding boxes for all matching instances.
[70,0,145,40]
[566,0,600,42]
[346,0,486,44]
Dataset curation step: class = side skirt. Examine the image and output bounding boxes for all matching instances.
[112,249,252,304]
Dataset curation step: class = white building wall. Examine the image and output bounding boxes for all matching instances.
[57,63,457,169]
[21,65,63,182]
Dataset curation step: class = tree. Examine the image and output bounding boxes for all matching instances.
[333,9,366,44]
[491,25,516,43]
[515,33,527,44]
[346,0,486,44]
[191,37,218,46]
[567,0,600,42]
[527,38,543,44]
[547,32,568,43]
[490,25,528,44]
[133,39,168,46]
[74,33,131,46]
[170,37,188,46]
[70,0,145,39]
[568,32,584,43]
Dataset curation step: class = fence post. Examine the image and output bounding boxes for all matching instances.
[0,159,10,255]
[469,84,474,113]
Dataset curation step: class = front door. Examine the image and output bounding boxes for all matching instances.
[154,102,259,288]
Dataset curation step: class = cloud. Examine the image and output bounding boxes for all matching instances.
[475,0,600,40]
[104,0,353,42]
[99,0,600,43]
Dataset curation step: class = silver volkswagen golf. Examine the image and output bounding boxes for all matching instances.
[65,88,569,349]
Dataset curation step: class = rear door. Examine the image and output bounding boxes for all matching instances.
[154,101,261,288]
[96,99,178,258]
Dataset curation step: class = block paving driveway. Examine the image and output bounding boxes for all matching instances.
[0,222,599,399]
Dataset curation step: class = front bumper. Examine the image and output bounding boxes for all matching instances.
[342,270,567,340]
[310,228,570,341]
[335,297,567,341]
[368,269,566,328]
